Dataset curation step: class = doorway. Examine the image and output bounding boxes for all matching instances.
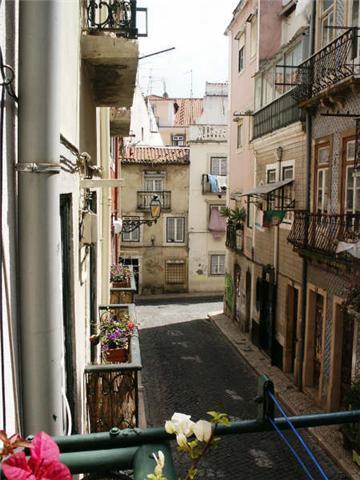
[245,270,251,333]
[234,264,241,323]
[121,257,139,293]
[285,285,299,374]
[60,194,76,432]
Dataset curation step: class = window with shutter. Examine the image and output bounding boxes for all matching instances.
[165,260,186,284]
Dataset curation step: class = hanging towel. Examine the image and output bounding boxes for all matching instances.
[207,174,221,193]
[216,175,227,191]
[262,210,286,228]
[208,207,226,239]
[336,240,360,259]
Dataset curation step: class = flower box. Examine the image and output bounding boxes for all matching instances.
[110,266,137,303]
[97,304,136,364]
[110,264,133,288]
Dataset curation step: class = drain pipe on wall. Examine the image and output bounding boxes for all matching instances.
[18,0,64,435]
[297,0,316,390]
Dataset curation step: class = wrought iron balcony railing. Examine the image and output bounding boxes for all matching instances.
[288,210,360,259]
[294,28,359,102]
[253,90,304,140]
[225,223,244,252]
[137,191,171,210]
[86,0,138,38]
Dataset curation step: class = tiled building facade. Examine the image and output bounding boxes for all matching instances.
[225,0,360,411]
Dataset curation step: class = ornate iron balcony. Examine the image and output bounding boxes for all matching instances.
[86,0,138,38]
[294,28,359,102]
[225,223,244,252]
[253,90,304,140]
[288,210,360,260]
[137,191,171,210]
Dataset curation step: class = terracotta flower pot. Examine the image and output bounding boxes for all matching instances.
[103,347,128,363]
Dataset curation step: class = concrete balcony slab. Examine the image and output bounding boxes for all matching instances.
[81,33,138,107]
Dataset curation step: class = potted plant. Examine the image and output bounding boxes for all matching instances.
[341,380,360,465]
[110,264,131,288]
[97,309,135,363]
[220,206,246,228]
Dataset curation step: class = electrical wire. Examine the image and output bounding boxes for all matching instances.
[267,390,329,480]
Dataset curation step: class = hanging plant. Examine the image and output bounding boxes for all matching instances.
[220,207,246,226]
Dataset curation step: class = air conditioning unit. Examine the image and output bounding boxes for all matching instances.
[81,210,97,246]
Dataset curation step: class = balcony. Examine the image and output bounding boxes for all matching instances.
[85,303,141,432]
[110,107,131,136]
[253,90,304,140]
[225,224,244,252]
[188,125,227,142]
[288,210,360,262]
[202,174,227,195]
[81,0,140,107]
[137,191,171,210]
[294,28,360,106]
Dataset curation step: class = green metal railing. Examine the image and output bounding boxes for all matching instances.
[2,376,358,478]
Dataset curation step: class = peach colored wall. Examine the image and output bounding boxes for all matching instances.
[258,0,282,62]
[227,0,258,200]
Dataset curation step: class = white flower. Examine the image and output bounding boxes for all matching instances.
[165,420,176,434]
[152,450,165,476]
[176,432,188,448]
[193,420,213,442]
[169,412,194,437]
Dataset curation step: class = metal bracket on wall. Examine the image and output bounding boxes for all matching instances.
[15,163,61,174]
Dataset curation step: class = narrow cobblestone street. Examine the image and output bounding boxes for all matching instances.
[138,300,348,479]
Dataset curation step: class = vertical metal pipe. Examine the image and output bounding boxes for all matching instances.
[18,0,64,434]
[297,0,316,390]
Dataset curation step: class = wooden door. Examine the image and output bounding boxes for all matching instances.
[313,293,324,389]
[234,264,241,323]
[340,313,354,406]
[245,270,251,333]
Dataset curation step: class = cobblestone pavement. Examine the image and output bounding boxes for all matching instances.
[139,301,348,480]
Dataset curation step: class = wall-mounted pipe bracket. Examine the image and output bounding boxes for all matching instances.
[16,163,61,174]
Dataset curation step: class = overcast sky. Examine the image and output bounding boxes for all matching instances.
[137,0,238,98]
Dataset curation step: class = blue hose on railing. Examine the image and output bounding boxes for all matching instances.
[267,390,329,480]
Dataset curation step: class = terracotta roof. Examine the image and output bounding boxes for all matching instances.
[122,146,190,164]
[147,96,203,126]
[174,98,203,126]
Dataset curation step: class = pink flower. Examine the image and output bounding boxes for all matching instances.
[2,431,72,480]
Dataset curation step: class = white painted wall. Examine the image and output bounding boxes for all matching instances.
[126,86,163,146]
[188,143,228,292]
[188,84,228,293]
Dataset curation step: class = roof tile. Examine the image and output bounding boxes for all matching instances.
[122,146,190,164]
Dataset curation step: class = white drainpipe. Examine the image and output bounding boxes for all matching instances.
[18,0,64,435]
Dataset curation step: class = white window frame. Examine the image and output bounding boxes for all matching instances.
[144,172,165,192]
[210,254,225,276]
[210,156,227,176]
[172,134,185,146]
[250,14,257,58]
[344,139,360,214]
[238,32,245,72]
[315,143,330,214]
[166,217,185,243]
